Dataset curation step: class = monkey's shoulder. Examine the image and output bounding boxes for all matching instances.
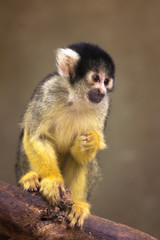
[30,72,59,100]
[25,72,68,115]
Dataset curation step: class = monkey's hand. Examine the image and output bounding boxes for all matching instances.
[67,200,90,228]
[70,130,105,164]
[40,176,66,205]
[19,171,40,192]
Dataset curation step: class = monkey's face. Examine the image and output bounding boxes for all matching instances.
[86,71,114,104]
[56,43,115,105]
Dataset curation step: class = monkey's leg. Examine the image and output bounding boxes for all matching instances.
[20,130,65,205]
[63,160,90,228]
[70,130,105,164]
[66,130,105,227]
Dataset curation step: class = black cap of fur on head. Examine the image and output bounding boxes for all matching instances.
[67,42,115,82]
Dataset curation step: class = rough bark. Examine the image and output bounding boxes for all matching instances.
[0,180,157,240]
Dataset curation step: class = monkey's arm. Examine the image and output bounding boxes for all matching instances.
[19,130,65,204]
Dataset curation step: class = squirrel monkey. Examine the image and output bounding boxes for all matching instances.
[16,42,115,227]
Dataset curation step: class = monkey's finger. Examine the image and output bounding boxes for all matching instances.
[85,132,92,136]
[24,178,40,192]
[53,187,63,205]
[76,213,86,228]
[80,136,89,142]
[81,141,96,149]
[28,186,39,192]
[59,183,66,198]
[49,192,61,206]
[67,213,78,228]
[28,187,34,192]
[80,134,94,143]
[86,134,94,142]
[67,210,75,222]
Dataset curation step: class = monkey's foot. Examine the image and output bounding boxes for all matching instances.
[67,200,90,228]
[19,171,40,192]
[40,177,66,205]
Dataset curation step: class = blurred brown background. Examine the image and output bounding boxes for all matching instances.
[0,0,160,238]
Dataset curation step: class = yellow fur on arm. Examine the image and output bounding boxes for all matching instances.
[23,130,63,181]
[22,129,65,205]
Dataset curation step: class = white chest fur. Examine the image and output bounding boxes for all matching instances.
[49,102,99,152]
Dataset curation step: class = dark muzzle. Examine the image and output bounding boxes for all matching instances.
[87,88,105,103]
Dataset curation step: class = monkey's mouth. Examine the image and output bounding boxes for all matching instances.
[87,88,105,103]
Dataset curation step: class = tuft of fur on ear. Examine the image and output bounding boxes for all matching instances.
[56,48,80,78]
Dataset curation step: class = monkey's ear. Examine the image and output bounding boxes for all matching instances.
[56,48,80,78]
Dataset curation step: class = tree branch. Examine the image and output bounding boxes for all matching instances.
[0,180,157,240]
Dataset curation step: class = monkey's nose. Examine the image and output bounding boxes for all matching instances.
[87,88,105,103]
[97,88,105,94]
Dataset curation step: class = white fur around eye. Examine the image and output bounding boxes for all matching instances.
[56,48,80,77]
[108,78,114,90]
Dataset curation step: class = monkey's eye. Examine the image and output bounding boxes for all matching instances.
[92,74,100,82]
[104,78,109,86]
